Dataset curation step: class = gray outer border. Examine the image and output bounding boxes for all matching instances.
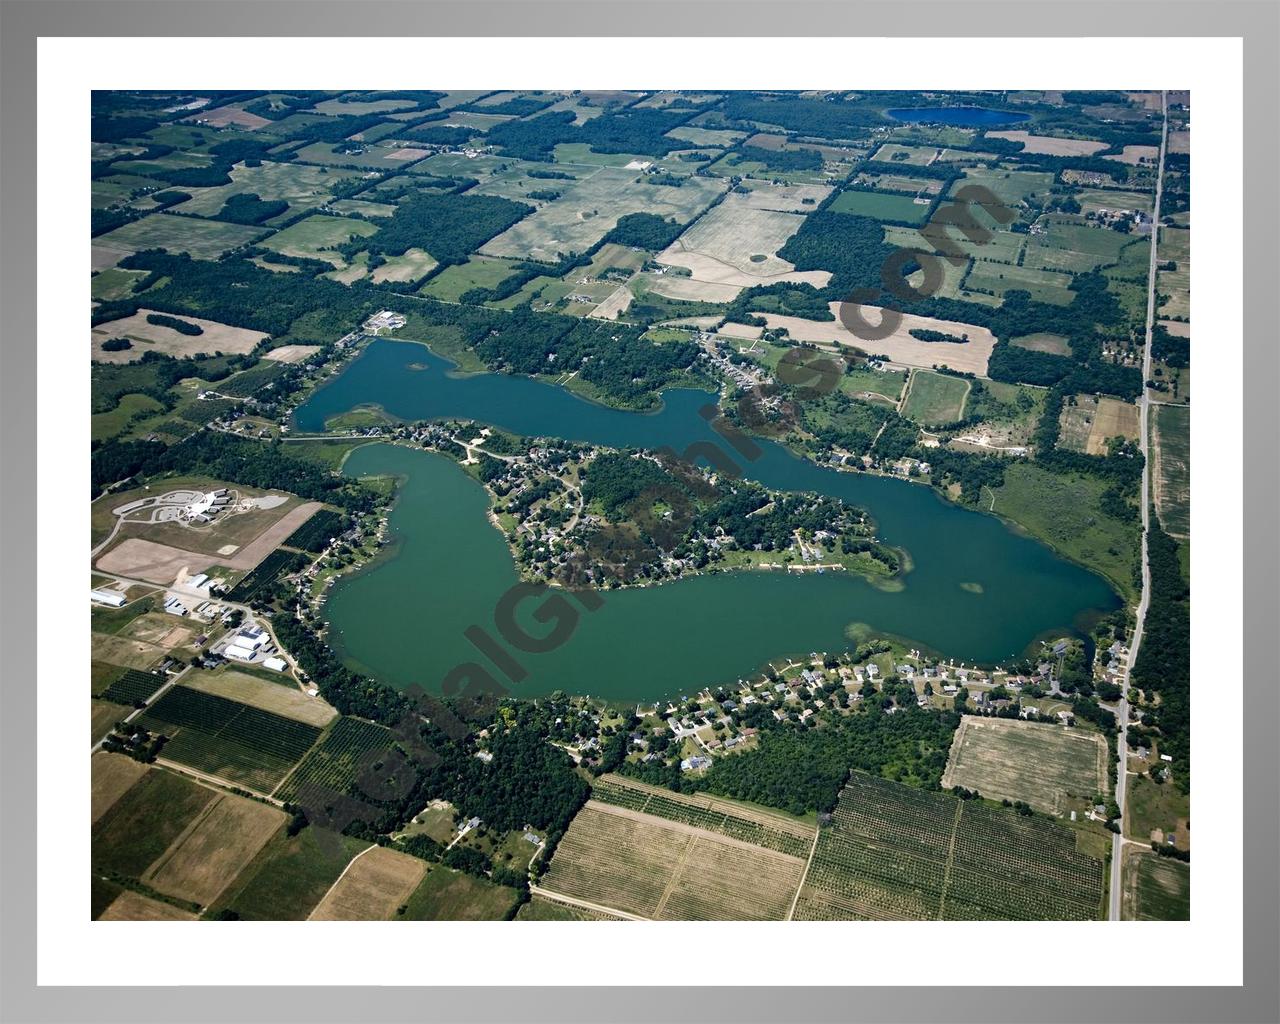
[1,2,1276,1022]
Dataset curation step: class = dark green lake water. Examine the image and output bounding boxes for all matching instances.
[294,339,1120,702]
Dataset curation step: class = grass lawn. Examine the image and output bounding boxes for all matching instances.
[398,864,521,921]
[990,462,1139,604]
[211,827,370,920]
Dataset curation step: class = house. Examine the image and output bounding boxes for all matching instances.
[680,756,711,772]
[1057,710,1075,725]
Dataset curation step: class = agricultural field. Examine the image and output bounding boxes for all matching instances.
[418,257,523,301]
[940,717,1109,815]
[948,167,1055,208]
[260,214,379,266]
[481,166,724,262]
[91,309,268,363]
[95,213,267,260]
[1121,848,1190,921]
[591,775,816,858]
[658,196,824,286]
[97,667,166,706]
[211,827,371,920]
[963,261,1076,306]
[870,143,939,165]
[399,865,522,921]
[274,715,395,804]
[828,188,932,224]
[985,131,1107,156]
[138,685,322,793]
[1152,404,1190,538]
[92,768,217,879]
[1074,188,1153,217]
[308,845,427,921]
[541,801,807,921]
[792,772,1104,921]
[142,792,286,907]
[516,895,623,921]
[884,222,1025,266]
[901,370,971,425]
[1058,394,1141,455]
[281,507,344,551]
[166,161,347,220]
[91,752,151,824]
[759,303,997,377]
[1157,225,1191,321]
[91,266,150,301]
[368,247,438,284]
[224,548,306,602]
[184,668,337,728]
[1011,332,1071,356]
[1023,217,1138,273]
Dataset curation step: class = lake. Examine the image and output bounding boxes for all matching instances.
[295,339,1120,702]
[885,106,1029,127]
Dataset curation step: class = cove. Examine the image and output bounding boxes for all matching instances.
[885,106,1029,127]
[296,339,1120,702]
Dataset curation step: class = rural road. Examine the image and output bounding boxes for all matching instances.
[527,885,643,922]
[1109,89,1168,922]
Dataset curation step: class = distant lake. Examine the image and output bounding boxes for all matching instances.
[295,339,1120,703]
[886,106,1029,127]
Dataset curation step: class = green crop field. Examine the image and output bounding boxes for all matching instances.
[167,161,346,220]
[964,261,1076,306]
[902,370,971,425]
[260,214,379,266]
[792,772,1104,921]
[1022,217,1137,273]
[138,685,321,793]
[274,716,395,804]
[1122,850,1189,921]
[399,864,521,921]
[829,189,932,224]
[95,213,267,260]
[92,769,217,879]
[949,167,1055,208]
[210,826,371,920]
[1152,404,1190,538]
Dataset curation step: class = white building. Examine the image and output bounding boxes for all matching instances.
[224,644,257,662]
[90,589,126,608]
[262,656,287,672]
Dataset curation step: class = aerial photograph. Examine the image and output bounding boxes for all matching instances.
[88,88,1191,924]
